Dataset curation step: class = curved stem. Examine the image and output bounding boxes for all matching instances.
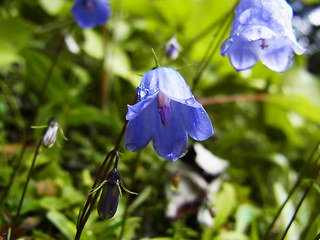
[12,139,42,228]
[75,97,134,240]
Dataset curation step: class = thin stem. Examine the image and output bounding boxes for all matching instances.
[39,36,66,103]
[0,26,73,207]
[151,48,161,68]
[118,152,141,240]
[75,94,136,240]
[192,13,233,91]
[264,141,320,239]
[280,160,320,240]
[198,93,268,106]
[0,140,27,205]
[75,151,116,240]
[185,2,237,50]
[100,24,109,109]
[12,139,42,228]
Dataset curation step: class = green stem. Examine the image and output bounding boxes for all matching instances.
[75,151,116,240]
[151,48,161,68]
[0,140,27,205]
[264,140,320,239]
[12,139,42,229]
[280,159,320,240]
[192,13,232,91]
[75,115,131,240]
[118,152,141,240]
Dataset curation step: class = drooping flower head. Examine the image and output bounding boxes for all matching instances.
[221,0,306,72]
[71,0,111,29]
[125,67,214,163]
[166,36,181,60]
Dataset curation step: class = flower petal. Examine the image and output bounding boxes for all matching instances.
[125,99,155,152]
[126,96,156,121]
[260,38,294,72]
[220,38,233,57]
[228,36,260,71]
[152,101,188,163]
[174,102,214,141]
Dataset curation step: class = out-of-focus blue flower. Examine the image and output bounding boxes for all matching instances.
[221,0,306,72]
[71,0,111,29]
[125,67,214,163]
[166,36,181,60]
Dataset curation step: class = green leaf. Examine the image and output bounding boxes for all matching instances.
[128,186,152,213]
[39,196,69,211]
[235,204,256,233]
[212,182,237,232]
[213,231,248,240]
[264,103,300,145]
[83,30,104,59]
[0,17,32,66]
[39,0,66,15]
[267,95,320,124]
[46,210,76,240]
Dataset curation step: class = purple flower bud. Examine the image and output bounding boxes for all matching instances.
[221,0,306,72]
[71,0,111,29]
[97,168,120,219]
[42,119,59,148]
[166,36,181,60]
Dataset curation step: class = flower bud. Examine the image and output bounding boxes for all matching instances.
[97,168,121,219]
[42,119,59,148]
[166,36,181,60]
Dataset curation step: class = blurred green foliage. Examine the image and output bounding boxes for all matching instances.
[1,0,320,239]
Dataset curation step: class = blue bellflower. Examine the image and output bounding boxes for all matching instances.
[221,0,306,72]
[125,67,214,163]
[71,0,111,29]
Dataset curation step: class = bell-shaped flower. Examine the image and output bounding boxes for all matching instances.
[221,0,306,72]
[125,67,214,163]
[71,0,111,29]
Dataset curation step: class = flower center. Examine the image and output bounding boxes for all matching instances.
[82,0,95,11]
[260,39,268,50]
[157,92,171,127]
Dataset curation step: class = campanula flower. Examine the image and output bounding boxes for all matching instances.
[125,67,214,163]
[221,0,306,72]
[166,36,181,60]
[71,0,111,29]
